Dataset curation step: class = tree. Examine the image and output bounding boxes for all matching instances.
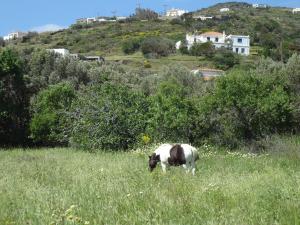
[198,70,297,147]
[0,37,5,47]
[69,83,149,150]
[141,37,175,58]
[0,49,29,146]
[134,8,158,20]
[213,48,240,70]
[30,82,76,145]
[189,42,215,57]
[122,38,142,54]
[147,81,198,143]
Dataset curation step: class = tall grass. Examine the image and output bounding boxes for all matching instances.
[0,142,299,225]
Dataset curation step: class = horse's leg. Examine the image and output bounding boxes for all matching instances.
[161,163,167,173]
[191,160,196,176]
[182,164,188,173]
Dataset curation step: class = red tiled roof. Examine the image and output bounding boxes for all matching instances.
[201,31,223,36]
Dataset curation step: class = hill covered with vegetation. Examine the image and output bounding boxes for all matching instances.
[2,1,299,68]
[0,2,300,150]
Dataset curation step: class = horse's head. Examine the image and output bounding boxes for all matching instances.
[148,153,160,172]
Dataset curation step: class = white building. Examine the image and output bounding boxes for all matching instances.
[166,8,188,17]
[185,31,250,56]
[193,15,213,20]
[47,48,70,57]
[220,8,230,12]
[227,35,250,55]
[292,8,300,14]
[252,4,268,8]
[3,32,27,41]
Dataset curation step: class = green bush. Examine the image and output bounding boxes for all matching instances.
[198,70,297,147]
[141,37,175,58]
[147,81,198,143]
[122,38,142,54]
[213,48,240,70]
[30,82,76,145]
[0,49,29,146]
[69,83,149,150]
[189,42,215,57]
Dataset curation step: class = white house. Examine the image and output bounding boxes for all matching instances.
[185,31,250,56]
[47,48,70,57]
[227,35,250,55]
[252,4,268,8]
[3,32,27,41]
[166,8,188,17]
[193,15,213,20]
[292,8,300,14]
[220,8,230,12]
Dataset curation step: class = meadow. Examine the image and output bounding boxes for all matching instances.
[0,141,299,225]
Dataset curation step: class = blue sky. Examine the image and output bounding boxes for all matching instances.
[1,0,299,36]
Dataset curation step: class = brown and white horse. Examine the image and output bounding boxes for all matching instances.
[148,144,199,175]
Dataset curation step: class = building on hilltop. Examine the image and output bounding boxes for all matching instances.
[220,8,230,12]
[252,4,268,8]
[166,8,188,17]
[76,16,126,24]
[193,15,214,20]
[3,31,27,41]
[184,31,250,56]
[292,8,300,14]
[47,48,70,57]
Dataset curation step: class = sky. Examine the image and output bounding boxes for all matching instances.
[1,0,299,36]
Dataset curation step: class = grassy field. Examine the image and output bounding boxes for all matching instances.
[0,144,299,225]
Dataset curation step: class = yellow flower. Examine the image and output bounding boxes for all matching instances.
[142,134,151,144]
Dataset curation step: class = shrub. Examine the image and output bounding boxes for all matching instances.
[69,83,149,150]
[0,49,29,146]
[134,8,158,20]
[147,81,198,143]
[30,82,76,145]
[141,37,175,58]
[213,48,240,70]
[122,38,142,54]
[198,70,297,147]
[190,42,215,57]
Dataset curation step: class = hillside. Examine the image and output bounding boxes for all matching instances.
[3,2,300,70]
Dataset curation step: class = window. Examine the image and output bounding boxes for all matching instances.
[241,48,245,53]
[237,38,243,43]
[215,37,219,42]
[236,48,239,53]
[207,37,210,41]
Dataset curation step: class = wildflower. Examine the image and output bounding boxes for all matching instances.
[84,221,90,225]
[142,134,151,145]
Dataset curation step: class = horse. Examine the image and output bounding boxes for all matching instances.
[148,144,199,175]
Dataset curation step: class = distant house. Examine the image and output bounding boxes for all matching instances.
[3,31,27,41]
[83,56,105,62]
[76,16,124,24]
[193,15,213,20]
[166,8,188,17]
[292,8,300,14]
[252,4,268,8]
[220,8,230,12]
[185,31,250,56]
[192,68,225,81]
[47,48,70,57]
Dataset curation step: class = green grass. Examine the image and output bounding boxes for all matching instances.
[0,145,299,225]
[105,52,215,71]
